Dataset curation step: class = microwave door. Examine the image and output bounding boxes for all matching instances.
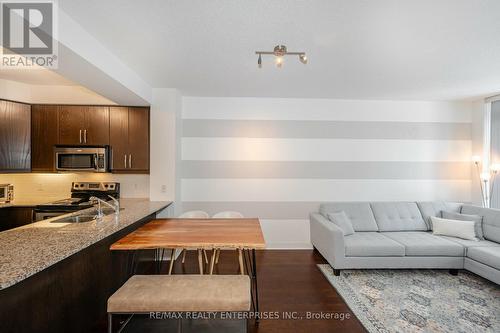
[56,153,97,171]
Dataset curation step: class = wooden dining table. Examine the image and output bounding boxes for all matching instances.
[110,218,266,313]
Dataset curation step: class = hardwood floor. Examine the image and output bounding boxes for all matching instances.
[110,250,366,333]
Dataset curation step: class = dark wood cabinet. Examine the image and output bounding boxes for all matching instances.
[58,106,109,145]
[0,207,34,232]
[109,106,149,173]
[31,105,58,172]
[0,100,31,172]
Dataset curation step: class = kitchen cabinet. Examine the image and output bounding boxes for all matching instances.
[31,105,58,172]
[58,106,109,145]
[0,100,31,172]
[109,106,149,173]
[0,207,34,232]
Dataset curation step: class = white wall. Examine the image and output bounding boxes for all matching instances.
[149,88,182,217]
[181,97,474,249]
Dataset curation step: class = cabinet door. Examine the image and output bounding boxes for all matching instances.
[109,106,129,171]
[0,100,31,172]
[127,107,149,172]
[31,105,58,172]
[58,106,86,145]
[84,106,109,145]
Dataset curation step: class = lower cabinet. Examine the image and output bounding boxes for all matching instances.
[0,207,34,232]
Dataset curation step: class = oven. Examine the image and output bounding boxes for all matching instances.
[55,146,109,172]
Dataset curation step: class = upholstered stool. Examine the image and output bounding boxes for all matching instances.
[107,274,251,332]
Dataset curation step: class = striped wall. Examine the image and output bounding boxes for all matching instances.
[181,97,473,248]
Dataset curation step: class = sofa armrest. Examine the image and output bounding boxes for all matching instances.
[310,213,345,269]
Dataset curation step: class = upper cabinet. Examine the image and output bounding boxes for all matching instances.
[109,106,149,173]
[58,106,109,145]
[0,100,31,172]
[31,105,58,172]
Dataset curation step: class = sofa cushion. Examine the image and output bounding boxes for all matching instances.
[416,201,462,229]
[344,232,405,257]
[327,211,355,236]
[319,202,378,232]
[461,205,500,243]
[431,216,478,241]
[370,202,427,231]
[436,235,500,249]
[382,232,465,256]
[467,247,500,270]
[441,211,484,240]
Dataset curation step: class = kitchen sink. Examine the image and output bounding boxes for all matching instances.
[50,207,124,223]
[51,215,97,223]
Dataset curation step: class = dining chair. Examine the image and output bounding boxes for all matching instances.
[174,210,210,274]
[211,211,245,274]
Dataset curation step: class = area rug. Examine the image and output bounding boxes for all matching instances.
[318,265,500,333]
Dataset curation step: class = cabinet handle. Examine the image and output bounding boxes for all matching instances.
[129,154,132,169]
[124,155,127,169]
[84,129,87,143]
[79,130,82,143]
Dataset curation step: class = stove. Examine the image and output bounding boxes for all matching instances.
[34,182,120,221]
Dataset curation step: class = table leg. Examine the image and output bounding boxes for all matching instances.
[168,249,176,275]
[198,249,204,275]
[181,249,187,264]
[209,250,216,275]
[252,249,260,317]
[238,248,245,275]
[127,250,137,276]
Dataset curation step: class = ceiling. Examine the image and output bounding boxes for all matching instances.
[58,0,500,100]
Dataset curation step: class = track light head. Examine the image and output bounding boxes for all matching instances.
[258,54,262,68]
[299,53,308,64]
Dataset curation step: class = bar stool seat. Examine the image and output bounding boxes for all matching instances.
[108,274,251,313]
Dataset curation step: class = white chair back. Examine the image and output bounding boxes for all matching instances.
[179,210,209,218]
[212,211,244,218]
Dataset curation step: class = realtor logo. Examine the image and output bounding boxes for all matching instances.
[1,1,58,68]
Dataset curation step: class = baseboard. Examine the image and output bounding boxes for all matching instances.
[265,242,313,249]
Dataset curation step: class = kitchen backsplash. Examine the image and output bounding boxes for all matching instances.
[0,173,149,201]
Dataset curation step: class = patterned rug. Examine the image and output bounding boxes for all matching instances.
[318,265,500,333]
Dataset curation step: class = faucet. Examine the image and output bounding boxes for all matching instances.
[89,195,120,219]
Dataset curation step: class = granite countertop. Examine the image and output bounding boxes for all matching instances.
[0,198,171,290]
[0,198,62,209]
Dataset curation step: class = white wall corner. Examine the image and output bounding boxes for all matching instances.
[150,88,182,215]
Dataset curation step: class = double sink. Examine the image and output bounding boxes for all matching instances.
[51,207,124,223]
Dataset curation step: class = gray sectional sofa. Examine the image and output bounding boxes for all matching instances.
[310,201,500,284]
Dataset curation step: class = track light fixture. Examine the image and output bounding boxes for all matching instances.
[255,45,307,68]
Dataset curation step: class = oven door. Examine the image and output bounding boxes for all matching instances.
[55,147,107,172]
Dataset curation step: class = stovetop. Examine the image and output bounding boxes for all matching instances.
[35,182,120,212]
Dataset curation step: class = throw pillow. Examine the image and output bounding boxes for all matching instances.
[327,211,355,236]
[430,216,478,241]
[441,211,484,240]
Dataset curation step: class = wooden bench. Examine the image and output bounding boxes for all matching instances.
[107,274,251,333]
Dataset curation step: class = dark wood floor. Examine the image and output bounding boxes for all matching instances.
[112,250,366,333]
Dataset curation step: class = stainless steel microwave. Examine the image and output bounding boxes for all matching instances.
[55,146,109,172]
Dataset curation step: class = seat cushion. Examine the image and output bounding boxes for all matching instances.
[382,232,465,256]
[319,202,378,231]
[344,232,406,257]
[467,247,500,270]
[108,275,251,313]
[436,235,500,249]
[461,205,500,243]
[371,202,427,231]
[417,201,462,229]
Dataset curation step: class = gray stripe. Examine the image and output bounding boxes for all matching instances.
[183,120,471,140]
[182,202,320,219]
[181,161,471,179]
